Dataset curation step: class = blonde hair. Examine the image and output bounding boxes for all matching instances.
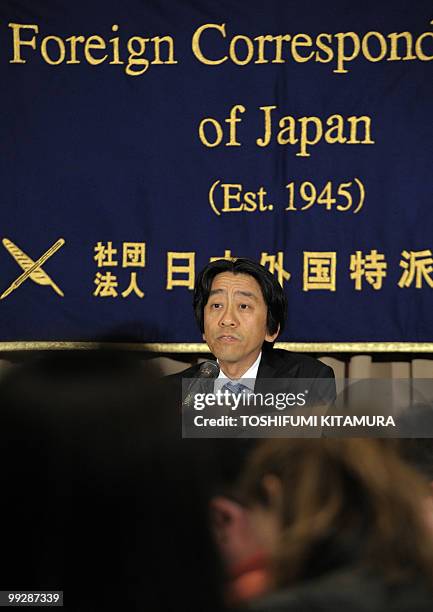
[241,439,433,587]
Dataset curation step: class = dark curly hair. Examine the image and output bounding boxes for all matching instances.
[193,258,287,341]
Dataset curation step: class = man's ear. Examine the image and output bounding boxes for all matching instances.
[265,324,280,344]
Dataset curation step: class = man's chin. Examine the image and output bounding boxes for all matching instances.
[209,345,242,364]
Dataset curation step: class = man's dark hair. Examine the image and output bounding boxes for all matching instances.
[193,258,287,339]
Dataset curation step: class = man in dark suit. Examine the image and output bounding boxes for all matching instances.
[171,258,335,603]
[177,257,335,404]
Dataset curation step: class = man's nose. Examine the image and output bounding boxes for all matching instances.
[219,304,238,327]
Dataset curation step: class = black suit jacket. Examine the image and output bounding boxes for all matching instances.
[168,345,336,407]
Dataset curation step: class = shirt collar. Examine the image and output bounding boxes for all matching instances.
[215,351,262,392]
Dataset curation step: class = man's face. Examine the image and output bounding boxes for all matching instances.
[203,272,278,377]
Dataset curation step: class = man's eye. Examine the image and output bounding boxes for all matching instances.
[239,304,250,310]
[210,303,222,309]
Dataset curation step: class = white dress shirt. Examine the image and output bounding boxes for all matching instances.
[213,351,262,393]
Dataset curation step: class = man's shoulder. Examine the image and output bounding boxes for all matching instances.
[164,350,335,380]
[258,348,336,406]
[259,347,335,379]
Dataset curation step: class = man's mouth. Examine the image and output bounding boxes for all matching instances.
[217,335,240,342]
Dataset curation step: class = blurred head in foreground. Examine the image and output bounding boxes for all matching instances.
[0,352,223,611]
[240,439,433,591]
[208,439,269,604]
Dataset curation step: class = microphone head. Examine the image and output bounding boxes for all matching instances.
[199,361,220,379]
[182,361,220,409]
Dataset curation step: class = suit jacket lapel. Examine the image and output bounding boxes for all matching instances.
[255,346,278,394]
[255,346,301,395]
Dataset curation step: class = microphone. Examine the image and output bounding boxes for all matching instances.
[183,361,220,408]
[197,360,220,379]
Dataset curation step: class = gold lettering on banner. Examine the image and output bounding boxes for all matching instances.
[84,35,108,65]
[387,31,416,61]
[93,241,147,299]
[9,23,177,74]
[199,118,223,147]
[415,24,433,61]
[398,250,433,289]
[126,36,150,75]
[40,35,66,65]
[333,32,361,74]
[121,272,144,298]
[192,23,228,65]
[226,105,245,146]
[9,23,38,63]
[350,250,387,290]
[166,252,195,290]
[122,243,145,268]
[361,32,388,62]
[303,252,337,292]
[94,242,118,267]
[93,271,118,297]
[291,34,314,62]
[7,20,433,73]
[66,35,86,64]
[229,35,254,66]
[254,34,291,64]
[199,105,245,147]
[260,252,291,286]
[109,24,124,65]
[256,107,374,155]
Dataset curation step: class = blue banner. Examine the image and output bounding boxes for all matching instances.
[1,1,432,346]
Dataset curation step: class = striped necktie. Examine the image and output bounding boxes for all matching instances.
[221,381,251,396]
